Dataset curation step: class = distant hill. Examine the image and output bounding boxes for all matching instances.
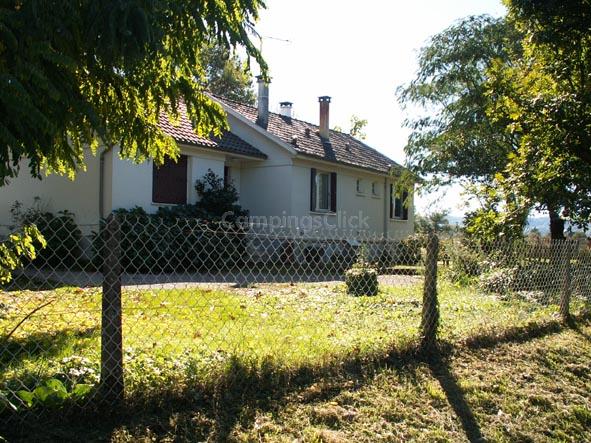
[445,215,584,236]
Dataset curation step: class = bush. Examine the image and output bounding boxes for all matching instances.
[345,265,379,296]
[478,267,518,295]
[444,240,486,284]
[379,235,424,268]
[93,207,247,273]
[479,262,560,296]
[345,246,379,296]
[10,199,82,268]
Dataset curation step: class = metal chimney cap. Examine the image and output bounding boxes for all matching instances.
[318,96,331,102]
[279,101,293,107]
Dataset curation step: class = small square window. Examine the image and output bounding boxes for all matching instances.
[356,179,364,194]
[371,182,380,197]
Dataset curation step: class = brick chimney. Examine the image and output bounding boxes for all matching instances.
[318,96,331,141]
[279,101,293,118]
[256,75,269,129]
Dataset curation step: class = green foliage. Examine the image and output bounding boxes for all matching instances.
[0,0,267,185]
[463,181,529,243]
[10,200,82,268]
[444,240,486,284]
[333,115,368,140]
[397,15,523,189]
[200,41,257,105]
[415,210,452,235]
[16,378,92,409]
[484,0,591,234]
[193,169,248,220]
[0,225,45,284]
[345,245,379,296]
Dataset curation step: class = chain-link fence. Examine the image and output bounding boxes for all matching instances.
[1,214,589,421]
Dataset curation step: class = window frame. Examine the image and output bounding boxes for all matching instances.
[371,181,380,198]
[315,170,331,212]
[356,178,365,195]
[310,168,336,213]
[390,184,410,221]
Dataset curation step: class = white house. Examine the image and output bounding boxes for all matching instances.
[0,78,414,239]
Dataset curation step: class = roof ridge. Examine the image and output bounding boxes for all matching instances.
[213,93,344,133]
[213,93,402,173]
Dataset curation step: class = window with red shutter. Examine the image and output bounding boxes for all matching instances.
[152,155,188,204]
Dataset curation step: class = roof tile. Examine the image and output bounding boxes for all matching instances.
[158,102,266,159]
[216,97,400,174]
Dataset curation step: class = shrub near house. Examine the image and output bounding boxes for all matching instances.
[94,171,248,273]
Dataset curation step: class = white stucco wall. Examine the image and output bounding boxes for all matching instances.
[0,152,101,229]
[291,158,414,238]
[109,145,227,213]
[240,164,293,218]
[226,114,295,219]
[188,150,226,204]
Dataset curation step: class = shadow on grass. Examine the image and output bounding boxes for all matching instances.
[0,327,97,370]
[1,273,65,292]
[425,351,485,443]
[2,316,589,442]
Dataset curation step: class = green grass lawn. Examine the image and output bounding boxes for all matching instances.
[3,307,590,441]
[1,278,572,410]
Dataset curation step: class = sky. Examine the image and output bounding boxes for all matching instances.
[252,0,507,216]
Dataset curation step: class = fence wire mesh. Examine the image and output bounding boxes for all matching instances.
[0,214,589,421]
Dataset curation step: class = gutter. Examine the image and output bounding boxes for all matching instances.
[98,146,113,219]
[383,176,389,238]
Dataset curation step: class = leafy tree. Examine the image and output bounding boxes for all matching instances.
[415,210,452,234]
[485,0,591,238]
[397,15,529,242]
[397,15,522,189]
[462,181,529,243]
[200,41,256,105]
[0,225,46,285]
[0,0,267,185]
[334,115,368,139]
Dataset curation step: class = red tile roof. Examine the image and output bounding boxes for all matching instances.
[216,96,401,174]
[158,102,266,159]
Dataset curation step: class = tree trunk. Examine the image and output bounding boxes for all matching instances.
[549,208,565,240]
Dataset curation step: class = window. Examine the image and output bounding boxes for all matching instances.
[356,179,364,194]
[371,181,380,197]
[316,172,330,210]
[390,184,409,220]
[152,155,188,204]
[310,168,337,212]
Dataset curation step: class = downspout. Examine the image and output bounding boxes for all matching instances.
[98,146,113,220]
[383,175,389,238]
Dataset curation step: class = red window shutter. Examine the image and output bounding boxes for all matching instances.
[152,155,188,204]
[330,172,337,212]
[310,168,317,211]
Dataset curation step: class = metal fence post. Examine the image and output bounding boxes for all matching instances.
[560,240,572,322]
[99,214,124,405]
[421,232,439,350]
